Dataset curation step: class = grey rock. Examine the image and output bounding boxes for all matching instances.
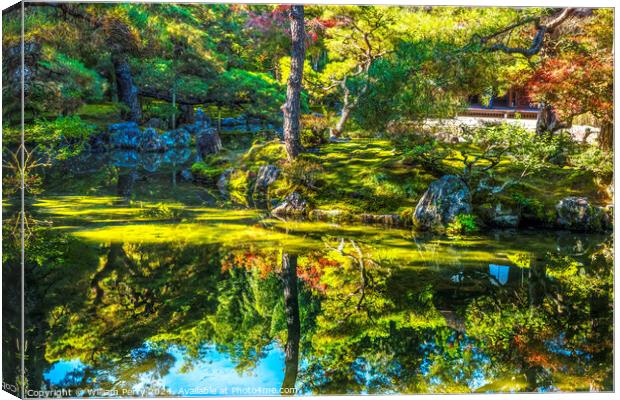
[217,168,234,197]
[160,128,191,149]
[145,118,165,129]
[179,169,193,181]
[108,122,141,149]
[556,197,611,232]
[196,128,223,159]
[413,175,472,231]
[360,213,403,227]
[272,192,308,217]
[139,127,163,152]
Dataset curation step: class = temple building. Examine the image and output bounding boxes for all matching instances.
[462,87,539,119]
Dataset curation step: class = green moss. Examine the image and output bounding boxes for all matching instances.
[229,169,251,206]
[76,103,123,126]
[239,140,287,169]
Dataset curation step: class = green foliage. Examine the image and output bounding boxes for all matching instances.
[570,145,613,182]
[239,140,287,169]
[228,169,251,206]
[27,116,97,160]
[191,159,228,184]
[281,158,324,193]
[300,114,330,147]
[446,214,479,236]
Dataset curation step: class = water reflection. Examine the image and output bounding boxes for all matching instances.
[11,154,613,396]
[21,226,612,396]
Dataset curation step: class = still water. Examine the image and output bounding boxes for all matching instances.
[5,150,613,396]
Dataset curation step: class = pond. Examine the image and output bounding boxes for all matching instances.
[5,150,613,396]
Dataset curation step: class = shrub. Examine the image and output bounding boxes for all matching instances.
[446,214,479,235]
[570,145,613,182]
[282,158,324,192]
[300,114,330,147]
[27,116,97,160]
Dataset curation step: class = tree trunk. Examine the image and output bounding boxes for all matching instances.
[112,54,142,122]
[599,121,613,151]
[282,5,305,161]
[281,253,300,395]
[330,78,352,138]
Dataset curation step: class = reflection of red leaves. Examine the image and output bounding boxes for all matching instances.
[297,254,338,293]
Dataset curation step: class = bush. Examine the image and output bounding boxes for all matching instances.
[282,158,324,192]
[570,145,613,182]
[300,114,330,147]
[447,214,479,235]
[27,116,97,160]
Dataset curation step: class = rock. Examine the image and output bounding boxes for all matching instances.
[110,150,140,169]
[145,118,165,129]
[254,165,280,192]
[140,152,162,172]
[271,192,308,217]
[139,127,163,152]
[162,148,192,165]
[413,175,472,231]
[160,128,191,149]
[360,214,403,227]
[179,169,193,181]
[217,168,234,197]
[556,197,611,232]
[220,116,246,127]
[196,128,223,159]
[479,203,520,228]
[253,165,280,208]
[309,209,350,222]
[108,122,141,149]
[195,108,211,128]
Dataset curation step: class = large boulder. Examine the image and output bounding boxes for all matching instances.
[108,122,141,149]
[252,165,280,208]
[160,128,191,149]
[272,192,308,217]
[556,197,611,232]
[413,175,472,231]
[139,127,163,152]
[196,128,223,159]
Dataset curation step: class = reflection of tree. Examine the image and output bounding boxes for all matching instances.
[466,241,613,391]
[281,253,300,394]
[25,230,613,395]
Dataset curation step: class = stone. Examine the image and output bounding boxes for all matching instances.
[140,152,162,172]
[252,165,280,208]
[413,175,472,231]
[179,169,193,181]
[139,127,163,152]
[196,128,223,159]
[217,168,234,197]
[145,118,165,129]
[360,214,403,227]
[271,192,308,217]
[160,128,191,149]
[110,150,140,169]
[254,165,280,192]
[309,209,349,222]
[194,107,211,128]
[220,116,246,127]
[108,122,141,149]
[556,197,611,232]
[479,203,520,228]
